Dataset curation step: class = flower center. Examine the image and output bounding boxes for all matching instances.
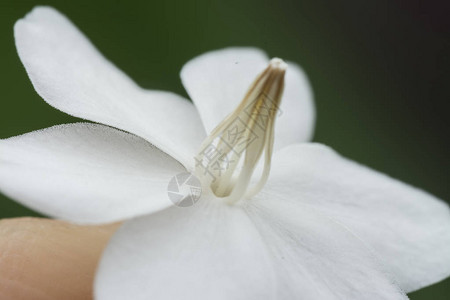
[195,58,287,204]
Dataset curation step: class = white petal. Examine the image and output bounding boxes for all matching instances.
[14,6,205,168]
[180,48,315,150]
[266,143,450,292]
[96,195,406,300]
[0,123,185,224]
[278,61,315,145]
[245,197,407,299]
[95,200,277,300]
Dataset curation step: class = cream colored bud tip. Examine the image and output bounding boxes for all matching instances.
[269,57,288,70]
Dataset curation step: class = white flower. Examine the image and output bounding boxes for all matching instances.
[1,6,449,300]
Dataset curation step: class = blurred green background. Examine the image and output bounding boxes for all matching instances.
[0,0,449,298]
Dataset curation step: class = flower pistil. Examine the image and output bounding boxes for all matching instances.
[195,58,287,204]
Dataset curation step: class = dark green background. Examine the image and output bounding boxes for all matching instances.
[0,0,449,298]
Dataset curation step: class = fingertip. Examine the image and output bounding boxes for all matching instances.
[0,217,119,299]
